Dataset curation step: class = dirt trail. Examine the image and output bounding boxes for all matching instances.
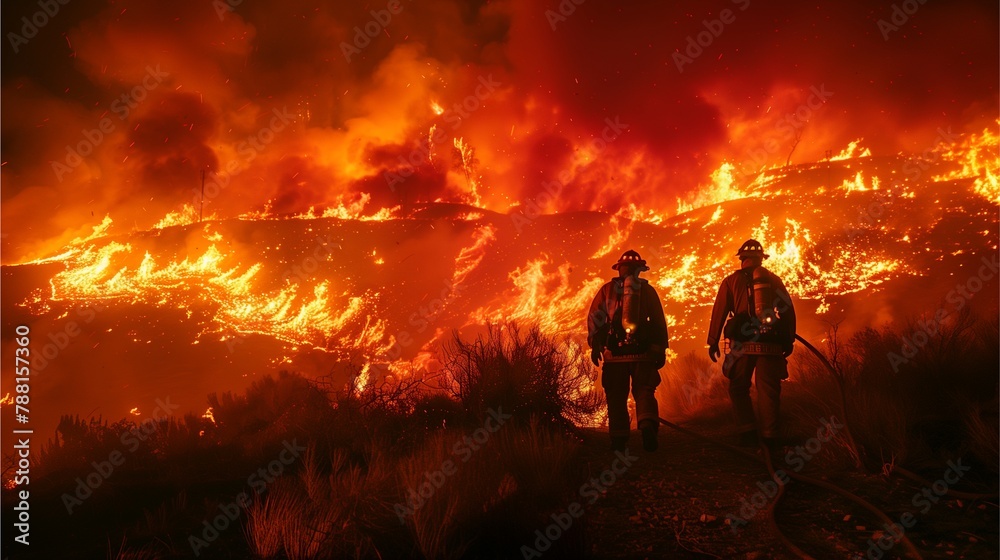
[573,425,998,560]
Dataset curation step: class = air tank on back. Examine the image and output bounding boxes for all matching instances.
[621,273,642,344]
[752,267,778,333]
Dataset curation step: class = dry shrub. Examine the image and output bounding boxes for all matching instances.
[657,351,730,421]
[442,322,602,429]
[782,310,998,472]
[206,371,335,457]
[399,417,581,559]
[245,443,398,560]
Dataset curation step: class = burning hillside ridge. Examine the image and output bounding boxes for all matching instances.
[3,1,997,263]
[1,2,998,451]
[1,129,997,440]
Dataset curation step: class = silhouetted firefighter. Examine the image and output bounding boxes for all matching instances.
[707,239,796,448]
[588,250,669,452]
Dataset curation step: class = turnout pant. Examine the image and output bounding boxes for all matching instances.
[723,353,787,438]
[602,361,661,439]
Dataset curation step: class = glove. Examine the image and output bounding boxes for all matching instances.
[590,348,603,366]
[653,351,666,370]
[782,343,793,358]
[708,343,721,363]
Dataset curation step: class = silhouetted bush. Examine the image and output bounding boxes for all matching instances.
[245,444,399,560]
[441,322,602,429]
[412,393,464,430]
[657,352,729,420]
[399,417,581,559]
[204,371,335,458]
[787,309,999,473]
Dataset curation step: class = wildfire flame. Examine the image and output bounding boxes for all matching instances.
[40,226,383,351]
[453,137,483,208]
[154,204,213,229]
[934,124,1000,204]
[676,163,756,214]
[8,131,997,406]
[830,139,872,161]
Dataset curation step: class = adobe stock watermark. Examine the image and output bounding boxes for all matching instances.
[845,126,957,242]
[731,83,833,182]
[31,302,106,375]
[887,253,999,372]
[726,416,844,532]
[395,407,512,523]
[877,0,930,41]
[189,107,295,211]
[864,459,971,559]
[51,65,170,182]
[7,0,70,54]
[61,396,182,514]
[845,190,894,242]
[383,74,501,192]
[281,235,339,285]
[901,126,959,181]
[222,233,336,354]
[673,0,751,73]
[188,439,307,556]
[368,276,467,379]
[520,449,638,558]
[509,116,629,233]
[545,0,587,31]
[340,0,404,63]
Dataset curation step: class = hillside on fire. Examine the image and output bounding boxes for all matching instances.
[2,0,999,558]
[2,137,998,558]
[3,137,997,443]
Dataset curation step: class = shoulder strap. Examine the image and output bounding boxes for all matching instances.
[742,268,755,319]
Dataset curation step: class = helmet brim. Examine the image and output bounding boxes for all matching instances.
[737,251,770,259]
[612,261,650,271]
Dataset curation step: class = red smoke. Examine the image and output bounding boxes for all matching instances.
[2,0,997,262]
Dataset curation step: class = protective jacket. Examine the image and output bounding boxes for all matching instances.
[707,264,796,347]
[588,277,669,355]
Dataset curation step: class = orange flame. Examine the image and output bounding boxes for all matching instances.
[676,162,756,214]
[933,124,1000,204]
[830,139,871,160]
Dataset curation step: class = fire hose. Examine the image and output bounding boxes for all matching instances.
[654,334,931,559]
[791,334,996,504]
[656,332,998,558]
[656,414,925,559]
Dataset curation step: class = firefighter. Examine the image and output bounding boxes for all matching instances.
[707,239,796,447]
[588,250,669,452]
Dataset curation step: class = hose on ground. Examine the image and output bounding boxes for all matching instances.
[794,334,997,503]
[656,415,924,560]
[654,332,933,558]
[891,464,997,502]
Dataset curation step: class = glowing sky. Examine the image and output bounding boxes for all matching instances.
[2,0,997,261]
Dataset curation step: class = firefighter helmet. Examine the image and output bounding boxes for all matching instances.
[611,250,650,271]
[736,239,770,260]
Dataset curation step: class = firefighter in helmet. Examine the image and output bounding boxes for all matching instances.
[707,240,796,446]
[588,250,669,452]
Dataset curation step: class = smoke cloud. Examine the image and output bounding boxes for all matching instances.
[2,0,996,262]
